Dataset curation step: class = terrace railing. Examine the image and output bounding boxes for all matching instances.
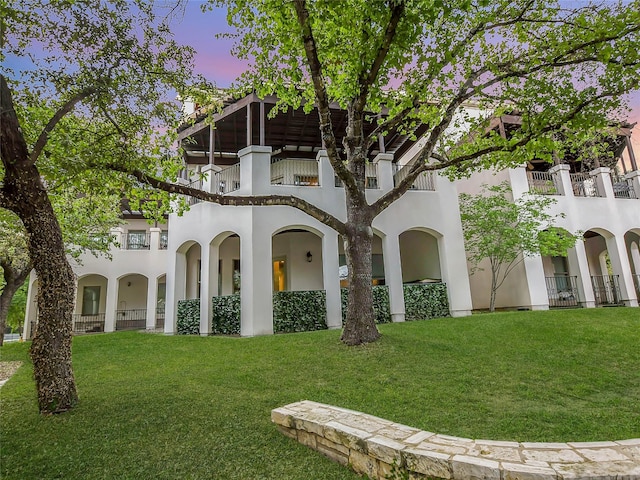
[213,164,240,194]
[545,275,579,308]
[334,163,379,189]
[611,175,637,199]
[570,173,600,197]
[72,313,105,333]
[591,275,623,306]
[393,165,435,191]
[527,171,559,195]
[115,309,146,331]
[122,232,151,250]
[270,158,319,186]
[155,306,165,330]
[185,179,202,205]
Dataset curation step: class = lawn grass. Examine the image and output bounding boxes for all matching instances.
[1,308,639,479]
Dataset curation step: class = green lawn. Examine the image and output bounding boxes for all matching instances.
[1,309,639,479]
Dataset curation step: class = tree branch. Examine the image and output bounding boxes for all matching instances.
[30,87,97,164]
[107,164,348,235]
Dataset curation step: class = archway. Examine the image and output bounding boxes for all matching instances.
[116,274,149,330]
[539,228,580,308]
[398,229,442,284]
[583,229,622,306]
[76,274,108,333]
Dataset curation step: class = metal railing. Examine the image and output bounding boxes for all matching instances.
[527,171,559,195]
[393,165,435,190]
[155,306,165,330]
[270,158,319,186]
[122,232,151,250]
[159,231,168,250]
[115,309,147,331]
[570,173,600,197]
[72,313,105,333]
[591,275,623,306]
[611,175,637,199]
[213,164,240,194]
[365,163,379,189]
[186,179,202,205]
[544,275,579,308]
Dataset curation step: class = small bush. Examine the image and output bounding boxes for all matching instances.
[273,290,328,333]
[177,299,200,335]
[403,283,450,320]
[211,295,241,335]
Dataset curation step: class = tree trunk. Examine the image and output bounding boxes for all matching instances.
[1,75,78,413]
[489,270,497,313]
[0,266,30,347]
[341,190,380,345]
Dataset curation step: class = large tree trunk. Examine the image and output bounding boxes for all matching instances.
[341,188,381,345]
[1,75,78,413]
[0,265,30,346]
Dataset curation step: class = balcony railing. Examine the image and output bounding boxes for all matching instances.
[159,231,168,250]
[72,313,105,333]
[591,275,623,306]
[611,175,637,199]
[185,179,202,205]
[122,232,151,250]
[271,158,319,186]
[544,275,579,308]
[393,165,435,190]
[527,171,559,195]
[570,173,600,197]
[213,164,240,194]
[334,163,379,189]
[156,306,165,330]
[116,309,146,331]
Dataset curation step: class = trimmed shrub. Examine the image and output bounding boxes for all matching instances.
[403,283,450,320]
[177,299,200,335]
[211,295,241,335]
[273,290,328,333]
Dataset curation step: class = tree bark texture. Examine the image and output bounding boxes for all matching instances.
[1,75,78,413]
[0,264,30,346]
[340,191,381,345]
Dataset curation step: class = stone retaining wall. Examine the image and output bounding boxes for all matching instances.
[272,400,640,479]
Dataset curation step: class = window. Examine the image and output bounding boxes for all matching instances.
[82,286,101,315]
[126,230,149,250]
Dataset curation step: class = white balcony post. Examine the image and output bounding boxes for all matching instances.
[201,164,222,194]
[322,230,342,329]
[590,167,613,198]
[110,227,124,249]
[507,166,530,197]
[149,227,160,251]
[373,153,394,193]
[238,145,272,195]
[568,240,596,308]
[625,170,640,199]
[104,277,118,333]
[145,277,157,330]
[382,233,405,322]
[549,164,572,196]
[605,235,639,307]
[240,228,274,336]
[317,150,334,189]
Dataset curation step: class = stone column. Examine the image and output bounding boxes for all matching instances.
[322,230,343,329]
[199,243,216,336]
[149,227,160,251]
[605,235,639,307]
[382,233,405,323]
[590,167,613,198]
[549,164,572,197]
[145,277,157,330]
[238,145,272,195]
[104,277,118,333]
[522,255,550,310]
[568,240,596,308]
[240,228,274,336]
[373,153,394,193]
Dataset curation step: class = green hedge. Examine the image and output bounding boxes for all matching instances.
[341,286,392,324]
[403,283,450,320]
[177,299,200,335]
[211,295,241,335]
[273,290,328,333]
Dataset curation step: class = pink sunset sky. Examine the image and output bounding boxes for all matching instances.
[170,1,640,166]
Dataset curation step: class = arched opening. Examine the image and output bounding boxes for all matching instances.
[76,274,108,333]
[583,229,622,306]
[215,233,241,296]
[185,243,202,300]
[539,228,580,308]
[338,233,385,287]
[116,274,149,330]
[399,229,442,284]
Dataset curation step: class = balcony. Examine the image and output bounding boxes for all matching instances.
[393,165,435,190]
[544,275,579,308]
[611,175,637,199]
[122,231,151,250]
[570,172,601,197]
[271,158,319,186]
[527,171,559,195]
[212,164,240,194]
[591,275,623,306]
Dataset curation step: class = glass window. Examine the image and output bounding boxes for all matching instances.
[82,286,101,315]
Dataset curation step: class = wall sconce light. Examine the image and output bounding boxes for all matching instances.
[127,281,132,287]
[306,251,313,263]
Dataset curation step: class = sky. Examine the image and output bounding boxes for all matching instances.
[167,1,640,166]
